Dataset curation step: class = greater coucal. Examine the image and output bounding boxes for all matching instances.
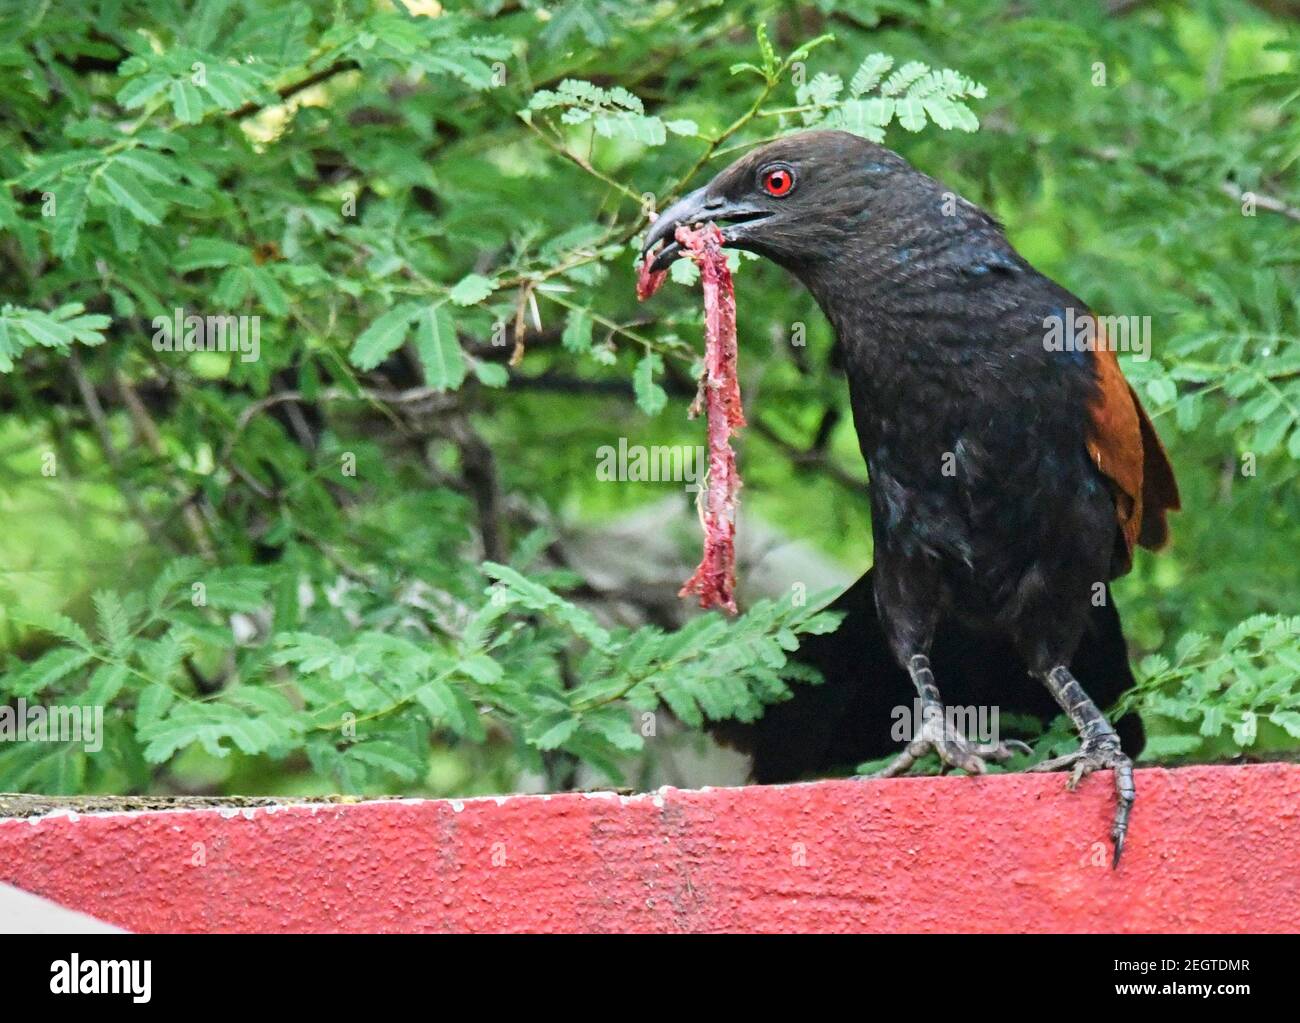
[642,130,1179,864]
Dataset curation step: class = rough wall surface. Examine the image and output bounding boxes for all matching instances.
[0,764,1295,933]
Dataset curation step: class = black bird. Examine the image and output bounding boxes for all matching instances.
[643,130,1179,864]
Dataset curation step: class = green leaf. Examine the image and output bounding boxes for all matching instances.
[51,177,90,259]
[14,608,93,650]
[350,303,418,369]
[882,61,930,97]
[530,712,579,750]
[1146,378,1177,405]
[250,267,289,317]
[11,648,94,697]
[449,273,495,306]
[202,568,270,612]
[86,663,130,705]
[347,740,422,781]
[138,719,206,763]
[174,237,250,272]
[472,360,509,387]
[414,304,465,391]
[633,351,667,416]
[895,96,926,132]
[413,677,486,741]
[99,162,163,225]
[1269,711,1300,740]
[755,22,778,79]
[112,149,180,186]
[116,73,171,110]
[562,307,593,353]
[93,590,132,657]
[848,54,894,97]
[482,562,612,651]
[170,79,204,123]
[149,557,205,610]
[135,684,175,730]
[1232,710,1258,747]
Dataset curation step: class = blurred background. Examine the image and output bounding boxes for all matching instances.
[0,0,1296,799]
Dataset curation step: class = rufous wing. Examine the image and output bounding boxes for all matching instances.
[1084,331,1181,576]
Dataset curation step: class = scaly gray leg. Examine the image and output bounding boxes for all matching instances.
[874,654,1030,778]
[1028,664,1135,867]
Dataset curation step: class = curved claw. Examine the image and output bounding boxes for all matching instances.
[1109,756,1135,867]
[1026,749,1087,773]
[1029,742,1135,868]
[937,736,988,775]
[873,719,1025,779]
[973,738,1033,763]
[872,737,928,778]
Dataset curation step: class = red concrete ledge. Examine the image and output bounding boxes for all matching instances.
[1,764,1296,933]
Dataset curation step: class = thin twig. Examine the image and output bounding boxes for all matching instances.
[115,371,216,559]
[518,114,646,205]
[216,382,459,477]
[230,59,361,120]
[1218,180,1300,223]
[68,352,165,538]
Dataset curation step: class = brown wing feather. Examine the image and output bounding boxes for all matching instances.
[1084,326,1180,576]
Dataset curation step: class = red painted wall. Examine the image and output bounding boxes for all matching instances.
[1,764,1297,933]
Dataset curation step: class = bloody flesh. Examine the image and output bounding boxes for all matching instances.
[638,222,744,614]
[636,252,667,302]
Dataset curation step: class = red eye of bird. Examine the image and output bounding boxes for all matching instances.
[761,167,795,197]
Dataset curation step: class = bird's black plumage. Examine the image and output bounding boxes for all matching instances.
[644,130,1179,863]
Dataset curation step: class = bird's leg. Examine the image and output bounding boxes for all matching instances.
[1028,664,1135,866]
[874,654,1031,778]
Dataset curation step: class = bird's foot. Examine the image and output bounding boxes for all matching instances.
[1028,737,1134,867]
[873,708,1031,778]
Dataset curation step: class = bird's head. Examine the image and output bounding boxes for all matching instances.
[641,130,919,284]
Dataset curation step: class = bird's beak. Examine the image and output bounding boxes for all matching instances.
[640,186,773,273]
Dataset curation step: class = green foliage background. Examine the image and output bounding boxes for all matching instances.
[0,0,1296,797]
